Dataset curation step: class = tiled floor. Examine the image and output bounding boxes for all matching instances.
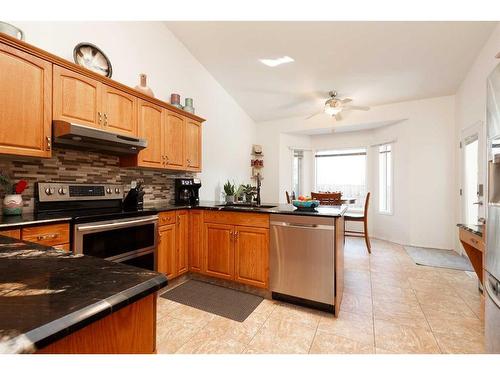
[156,237,485,354]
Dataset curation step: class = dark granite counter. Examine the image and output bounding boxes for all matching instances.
[145,200,348,218]
[0,235,167,354]
[0,213,72,230]
[457,223,484,237]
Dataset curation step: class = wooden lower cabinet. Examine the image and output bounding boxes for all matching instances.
[189,210,204,272]
[0,229,21,239]
[37,294,156,354]
[234,226,269,288]
[204,223,235,280]
[22,223,70,247]
[176,210,189,275]
[158,223,177,280]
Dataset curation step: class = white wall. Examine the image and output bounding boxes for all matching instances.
[15,21,257,201]
[257,96,456,249]
[454,23,500,236]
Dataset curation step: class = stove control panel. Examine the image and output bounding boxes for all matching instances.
[37,182,124,202]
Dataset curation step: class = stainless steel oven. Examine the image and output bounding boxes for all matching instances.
[73,215,158,270]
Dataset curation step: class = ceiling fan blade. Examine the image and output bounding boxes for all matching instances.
[305,111,323,120]
[335,112,343,121]
[340,98,352,104]
[343,105,370,111]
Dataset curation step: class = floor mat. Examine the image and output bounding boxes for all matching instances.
[404,245,474,272]
[160,280,263,322]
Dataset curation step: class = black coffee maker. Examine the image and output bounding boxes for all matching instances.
[174,178,201,206]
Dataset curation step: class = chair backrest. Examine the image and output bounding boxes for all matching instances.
[364,192,371,213]
[311,191,342,205]
[285,191,296,204]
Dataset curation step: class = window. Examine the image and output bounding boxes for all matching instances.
[315,148,367,209]
[292,149,303,196]
[378,144,392,214]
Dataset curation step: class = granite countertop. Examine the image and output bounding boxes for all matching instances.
[0,212,72,230]
[457,223,484,237]
[0,235,168,354]
[145,200,349,218]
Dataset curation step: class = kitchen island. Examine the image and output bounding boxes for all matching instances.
[0,235,167,354]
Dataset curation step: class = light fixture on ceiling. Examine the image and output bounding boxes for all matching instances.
[259,55,294,67]
[324,105,342,116]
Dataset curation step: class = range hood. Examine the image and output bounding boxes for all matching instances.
[53,120,147,155]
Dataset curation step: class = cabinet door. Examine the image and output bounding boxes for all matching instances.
[101,85,137,136]
[137,100,164,168]
[53,66,101,128]
[234,226,269,288]
[189,210,203,273]
[0,43,52,158]
[158,224,177,280]
[176,210,189,275]
[203,223,234,280]
[184,119,202,171]
[164,111,184,169]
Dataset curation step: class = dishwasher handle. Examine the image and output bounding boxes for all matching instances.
[270,221,334,230]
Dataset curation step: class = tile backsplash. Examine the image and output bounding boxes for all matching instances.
[0,148,191,212]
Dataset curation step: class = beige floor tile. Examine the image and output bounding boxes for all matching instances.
[416,291,477,318]
[423,308,483,336]
[375,347,397,354]
[269,302,324,329]
[374,319,441,354]
[433,330,485,354]
[310,331,374,354]
[340,292,373,316]
[252,298,278,317]
[373,300,430,329]
[156,316,205,354]
[317,311,374,345]
[176,328,248,354]
[157,298,183,319]
[245,317,317,354]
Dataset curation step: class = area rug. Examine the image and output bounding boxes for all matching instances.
[161,280,263,322]
[404,246,474,272]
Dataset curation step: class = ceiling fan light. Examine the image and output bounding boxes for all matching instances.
[324,105,341,116]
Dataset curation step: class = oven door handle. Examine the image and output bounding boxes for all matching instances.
[76,216,158,232]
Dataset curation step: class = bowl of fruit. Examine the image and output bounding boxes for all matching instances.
[292,196,320,211]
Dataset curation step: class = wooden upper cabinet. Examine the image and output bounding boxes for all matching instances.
[184,119,202,172]
[101,85,137,136]
[53,66,101,128]
[0,43,52,158]
[176,210,189,275]
[158,223,177,280]
[136,100,164,169]
[203,223,234,280]
[234,226,269,289]
[164,111,184,169]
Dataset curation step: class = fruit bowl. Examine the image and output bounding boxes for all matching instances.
[292,199,320,211]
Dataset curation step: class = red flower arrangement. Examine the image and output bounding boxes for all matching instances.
[14,180,28,194]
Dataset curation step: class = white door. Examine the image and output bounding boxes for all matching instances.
[461,121,486,225]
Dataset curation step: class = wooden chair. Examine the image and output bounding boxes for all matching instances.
[311,192,342,205]
[344,192,371,253]
[285,191,296,204]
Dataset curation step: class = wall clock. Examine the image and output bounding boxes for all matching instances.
[73,42,113,78]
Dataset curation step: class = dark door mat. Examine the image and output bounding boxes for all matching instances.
[160,280,263,322]
[404,246,474,272]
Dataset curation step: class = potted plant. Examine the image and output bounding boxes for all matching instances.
[235,184,246,202]
[223,180,236,204]
[0,172,28,216]
[242,184,257,203]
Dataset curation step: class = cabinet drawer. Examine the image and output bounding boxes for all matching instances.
[203,211,269,228]
[159,211,176,226]
[0,228,21,239]
[459,229,484,252]
[22,223,70,246]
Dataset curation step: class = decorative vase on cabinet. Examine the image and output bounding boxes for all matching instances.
[2,194,23,216]
[134,74,154,97]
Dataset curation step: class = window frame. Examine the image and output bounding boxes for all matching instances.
[378,143,394,215]
[291,149,304,197]
[313,146,368,211]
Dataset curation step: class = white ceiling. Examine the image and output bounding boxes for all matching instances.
[166,21,497,123]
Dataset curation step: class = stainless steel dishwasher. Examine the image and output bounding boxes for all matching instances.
[270,214,336,312]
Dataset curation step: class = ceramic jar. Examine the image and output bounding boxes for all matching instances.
[3,194,23,216]
[134,74,154,97]
[184,98,195,114]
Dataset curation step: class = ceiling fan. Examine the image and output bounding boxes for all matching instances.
[306,90,370,121]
